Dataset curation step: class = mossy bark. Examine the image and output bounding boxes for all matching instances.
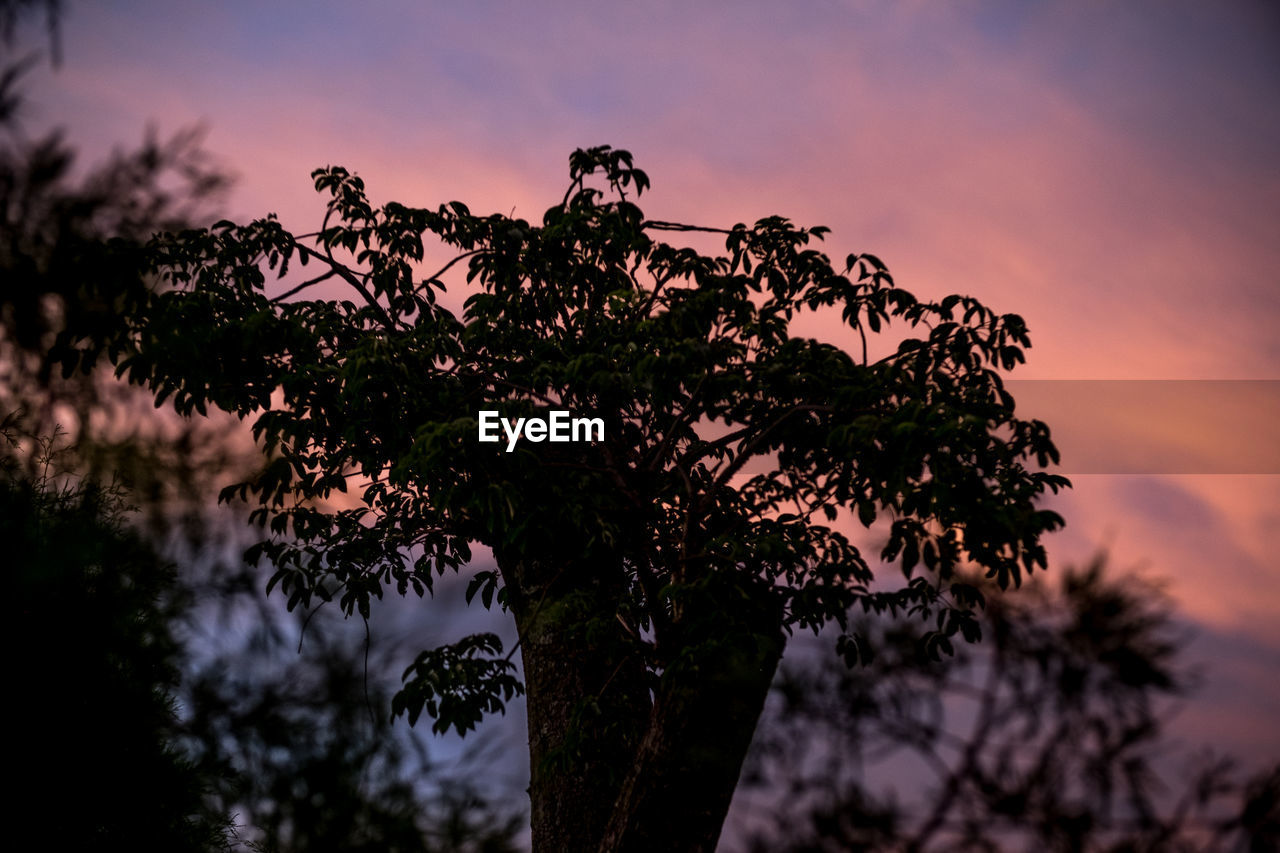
[505,550,784,853]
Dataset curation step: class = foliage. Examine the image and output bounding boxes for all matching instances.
[0,55,227,405]
[393,632,525,734]
[0,0,60,64]
[125,145,1068,739]
[2,415,526,852]
[1,23,525,850]
[4,422,231,850]
[738,557,1280,852]
[0,41,238,548]
[180,617,524,853]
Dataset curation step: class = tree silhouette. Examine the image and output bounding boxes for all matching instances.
[737,557,1280,852]
[121,146,1068,851]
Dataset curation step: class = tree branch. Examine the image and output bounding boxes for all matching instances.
[291,242,398,330]
[270,267,338,303]
[643,220,734,235]
[711,403,834,490]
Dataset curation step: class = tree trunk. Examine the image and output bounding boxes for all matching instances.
[504,550,785,852]
[503,553,650,852]
[598,580,785,852]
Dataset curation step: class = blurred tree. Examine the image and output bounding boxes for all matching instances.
[737,557,1280,852]
[180,619,523,853]
[124,145,1068,851]
[1,9,524,850]
[0,0,60,65]
[4,421,230,850]
[0,23,237,544]
[3,20,233,847]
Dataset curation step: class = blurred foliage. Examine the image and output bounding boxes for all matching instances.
[3,21,235,848]
[4,421,231,850]
[0,0,60,64]
[0,30,245,559]
[2,9,524,850]
[738,556,1280,852]
[180,618,523,853]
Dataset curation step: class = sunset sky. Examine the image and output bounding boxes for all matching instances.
[18,0,1279,789]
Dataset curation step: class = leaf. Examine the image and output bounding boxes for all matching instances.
[392,634,525,736]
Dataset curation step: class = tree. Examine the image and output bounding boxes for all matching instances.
[181,620,524,853]
[738,556,1280,852]
[2,24,234,847]
[120,146,1068,851]
[0,28,233,500]
[4,422,231,850]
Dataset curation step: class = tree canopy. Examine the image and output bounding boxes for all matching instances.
[119,145,1069,851]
